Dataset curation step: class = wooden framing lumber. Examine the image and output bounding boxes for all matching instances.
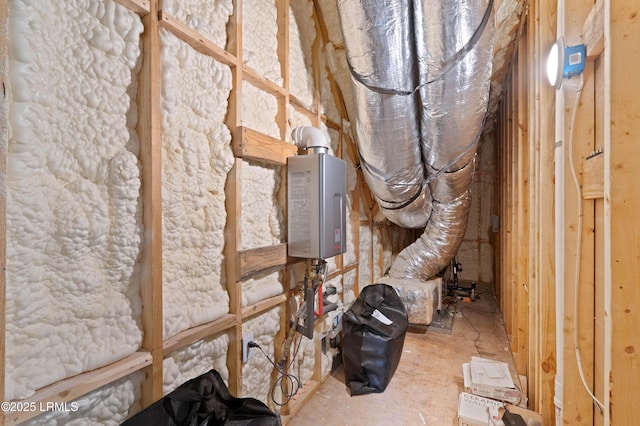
[607,3,640,423]
[158,11,237,68]
[0,0,377,421]
[237,244,290,280]
[562,3,597,424]
[233,127,298,166]
[241,294,287,320]
[162,314,237,355]
[138,0,164,407]
[515,37,530,377]
[223,0,244,397]
[115,0,150,16]
[583,0,604,61]
[2,352,152,426]
[582,153,604,200]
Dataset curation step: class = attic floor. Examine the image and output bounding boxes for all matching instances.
[286,284,520,426]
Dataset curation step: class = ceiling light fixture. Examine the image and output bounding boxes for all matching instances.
[546,37,586,90]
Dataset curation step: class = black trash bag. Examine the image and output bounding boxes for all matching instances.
[342,283,408,396]
[121,369,280,426]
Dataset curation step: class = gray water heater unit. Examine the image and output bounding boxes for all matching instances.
[288,128,347,260]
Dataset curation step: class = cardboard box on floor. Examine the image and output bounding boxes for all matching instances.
[463,357,525,405]
[458,391,542,426]
[458,392,504,426]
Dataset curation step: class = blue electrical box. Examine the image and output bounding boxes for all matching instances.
[563,43,586,80]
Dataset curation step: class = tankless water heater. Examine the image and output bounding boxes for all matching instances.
[287,128,346,260]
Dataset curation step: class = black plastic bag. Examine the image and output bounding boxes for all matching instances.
[121,369,280,426]
[342,283,408,396]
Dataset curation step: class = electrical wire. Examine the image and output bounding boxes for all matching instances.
[459,306,485,358]
[567,74,605,414]
[458,288,498,359]
[251,333,304,407]
[457,288,526,406]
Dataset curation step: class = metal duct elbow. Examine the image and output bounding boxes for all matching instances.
[338,0,494,281]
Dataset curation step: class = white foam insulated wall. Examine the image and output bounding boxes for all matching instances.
[163,333,230,395]
[160,24,234,338]
[6,0,144,405]
[289,0,315,106]
[24,372,143,426]
[1,0,388,421]
[359,224,373,288]
[241,308,280,407]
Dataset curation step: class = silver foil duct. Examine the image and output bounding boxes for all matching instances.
[338,0,494,281]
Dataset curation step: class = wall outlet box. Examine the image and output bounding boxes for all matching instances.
[242,333,255,363]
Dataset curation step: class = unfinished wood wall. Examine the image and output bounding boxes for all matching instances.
[496,0,640,424]
[0,0,408,424]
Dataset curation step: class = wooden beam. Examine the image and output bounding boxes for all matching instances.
[115,0,150,15]
[582,153,604,199]
[243,66,286,98]
[237,243,291,280]
[593,55,605,426]
[224,159,242,396]
[516,36,530,377]
[162,314,237,355]
[138,0,164,407]
[158,11,237,68]
[583,0,604,61]
[562,3,596,424]
[224,0,243,396]
[2,352,152,425]
[525,0,539,412]
[241,294,287,320]
[233,126,298,166]
[608,3,640,423]
[289,94,317,117]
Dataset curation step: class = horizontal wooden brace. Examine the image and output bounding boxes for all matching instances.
[2,352,152,425]
[243,66,286,98]
[236,243,303,281]
[162,314,237,355]
[115,0,150,15]
[241,294,287,320]
[234,127,298,166]
[158,11,237,68]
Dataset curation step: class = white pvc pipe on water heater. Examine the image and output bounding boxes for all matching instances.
[291,126,330,154]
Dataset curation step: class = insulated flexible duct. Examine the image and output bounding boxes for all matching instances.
[337,0,494,280]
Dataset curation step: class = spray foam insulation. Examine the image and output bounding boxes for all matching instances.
[160,28,234,339]
[343,269,357,306]
[243,0,282,85]
[4,0,366,415]
[163,333,230,395]
[359,224,373,288]
[24,372,143,426]
[242,270,284,307]
[315,0,356,123]
[162,0,233,46]
[289,0,316,106]
[241,308,281,409]
[319,52,341,122]
[6,0,144,401]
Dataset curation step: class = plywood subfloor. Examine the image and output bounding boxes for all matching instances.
[287,285,520,425]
